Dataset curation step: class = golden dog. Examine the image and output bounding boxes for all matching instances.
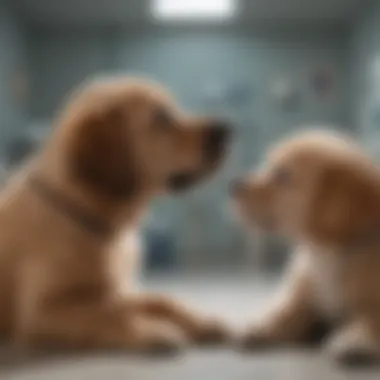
[232,130,380,364]
[0,77,232,352]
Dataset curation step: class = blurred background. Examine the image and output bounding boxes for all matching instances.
[0,0,378,277]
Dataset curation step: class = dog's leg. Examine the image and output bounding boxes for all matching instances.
[126,293,232,344]
[325,317,380,366]
[241,293,317,349]
[16,302,187,353]
[241,251,318,349]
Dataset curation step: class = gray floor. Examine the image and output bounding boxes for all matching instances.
[1,275,379,380]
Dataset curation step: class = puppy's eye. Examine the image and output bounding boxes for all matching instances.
[153,107,175,132]
[272,167,292,186]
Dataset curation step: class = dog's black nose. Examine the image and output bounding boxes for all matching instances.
[204,120,232,160]
[209,120,231,143]
[229,178,246,196]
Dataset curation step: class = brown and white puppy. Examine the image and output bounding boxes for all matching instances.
[231,130,380,364]
[0,77,232,353]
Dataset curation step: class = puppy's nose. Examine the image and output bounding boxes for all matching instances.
[229,178,246,196]
[204,120,232,160]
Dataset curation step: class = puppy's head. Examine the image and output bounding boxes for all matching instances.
[56,77,231,201]
[231,130,380,247]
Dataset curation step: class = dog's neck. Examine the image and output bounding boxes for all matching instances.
[33,152,152,238]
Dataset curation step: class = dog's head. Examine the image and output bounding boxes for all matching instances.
[231,130,380,247]
[55,77,231,201]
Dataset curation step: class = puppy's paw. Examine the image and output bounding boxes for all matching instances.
[334,350,378,367]
[140,324,188,356]
[192,318,234,346]
[325,327,379,367]
[239,326,277,351]
[144,337,184,356]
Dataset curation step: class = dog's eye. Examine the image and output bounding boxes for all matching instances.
[153,107,175,132]
[272,167,292,186]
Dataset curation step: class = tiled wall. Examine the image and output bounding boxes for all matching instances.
[0,2,27,160]
[351,0,380,155]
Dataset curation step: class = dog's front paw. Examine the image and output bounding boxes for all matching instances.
[145,337,185,356]
[325,326,379,367]
[192,318,234,346]
[239,325,278,351]
[141,323,188,356]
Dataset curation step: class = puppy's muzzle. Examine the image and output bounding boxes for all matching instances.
[229,177,250,197]
[167,121,232,192]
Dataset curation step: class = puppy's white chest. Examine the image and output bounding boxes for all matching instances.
[307,249,344,319]
[112,229,142,292]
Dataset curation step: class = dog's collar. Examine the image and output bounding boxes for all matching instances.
[29,176,113,238]
[346,226,380,254]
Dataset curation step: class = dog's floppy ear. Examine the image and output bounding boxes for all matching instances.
[308,161,380,246]
[67,103,138,201]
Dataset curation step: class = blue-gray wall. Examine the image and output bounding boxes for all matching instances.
[351,0,380,154]
[29,29,350,126]
[27,28,351,270]
[0,2,28,159]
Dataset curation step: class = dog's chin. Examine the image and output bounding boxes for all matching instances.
[257,216,278,233]
[241,212,277,234]
[167,172,201,193]
[167,154,227,193]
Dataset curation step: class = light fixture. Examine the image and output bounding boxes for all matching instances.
[151,0,237,22]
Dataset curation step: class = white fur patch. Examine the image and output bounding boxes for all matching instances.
[112,229,141,294]
[306,246,344,320]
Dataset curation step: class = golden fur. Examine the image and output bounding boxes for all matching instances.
[0,77,231,352]
[233,130,380,364]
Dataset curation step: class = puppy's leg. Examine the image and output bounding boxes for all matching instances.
[17,302,187,353]
[242,251,318,349]
[127,293,232,344]
[325,317,380,366]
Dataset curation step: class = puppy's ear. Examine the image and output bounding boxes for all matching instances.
[308,162,380,246]
[67,103,138,201]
